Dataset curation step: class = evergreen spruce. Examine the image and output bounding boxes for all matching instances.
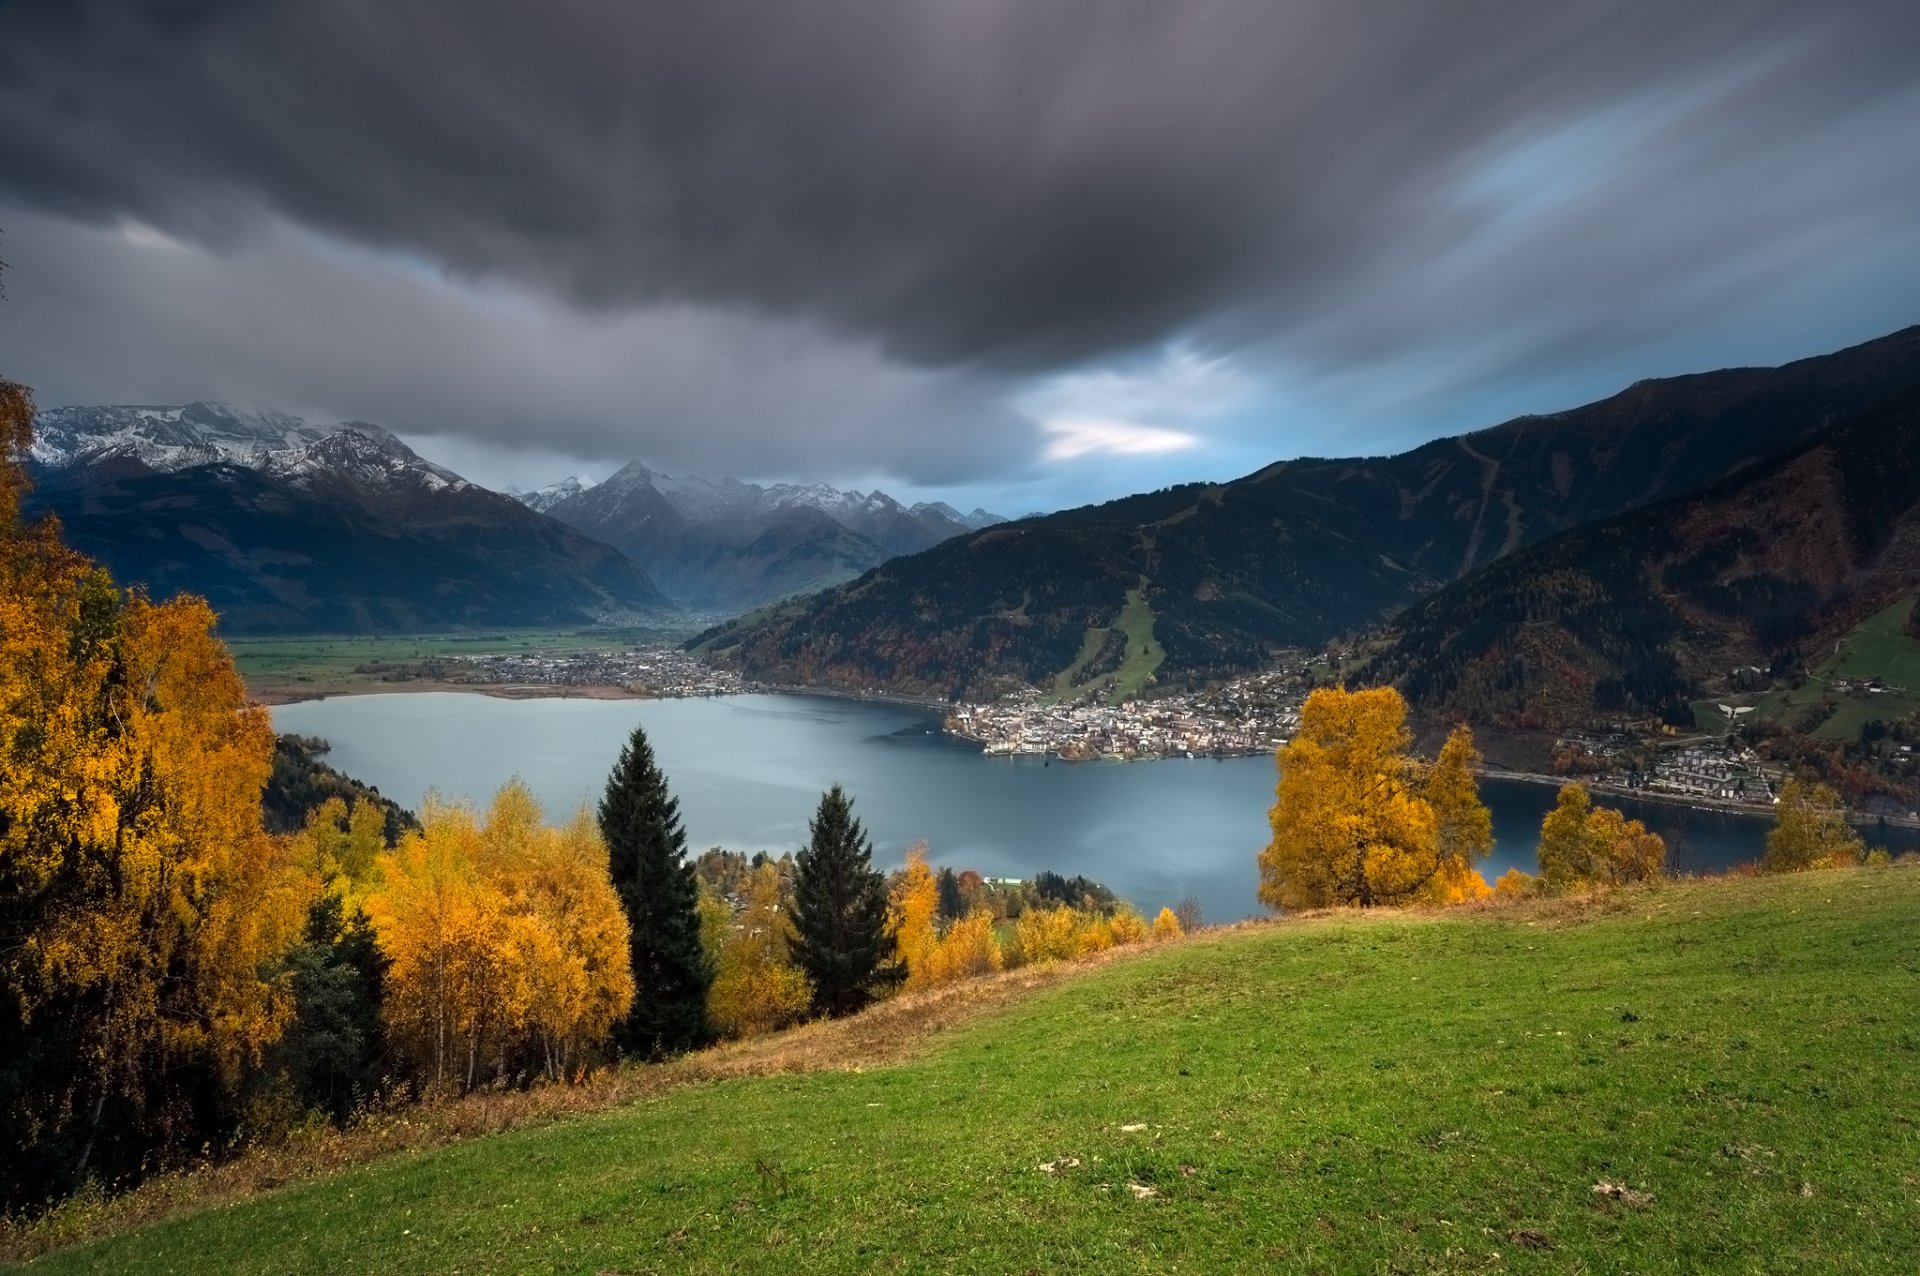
[789,784,903,1017]
[935,865,964,921]
[598,724,711,1057]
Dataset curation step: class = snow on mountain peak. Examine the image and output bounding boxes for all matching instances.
[29,402,470,492]
[510,475,593,513]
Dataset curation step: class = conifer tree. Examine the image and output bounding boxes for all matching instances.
[598,724,710,1057]
[936,865,965,921]
[790,784,902,1016]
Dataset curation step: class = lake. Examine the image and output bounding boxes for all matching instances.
[273,692,1916,922]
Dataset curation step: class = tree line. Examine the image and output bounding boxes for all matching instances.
[1258,685,1897,912]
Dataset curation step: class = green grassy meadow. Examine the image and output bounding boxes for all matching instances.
[15,868,1920,1274]
[1697,595,1920,738]
[226,629,691,697]
[1048,585,1167,705]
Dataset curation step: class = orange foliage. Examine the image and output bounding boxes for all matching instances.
[1151,907,1184,940]
[368,784,632,1092]
[707,861,812,1038]
[1493,867,1538,899]
[1107,906,1150,946]
[924,909,1004,983]
[888,842,940,989]
[2,383,304,1172]
[1537,783,1666,891]
[1010,903,1134,965]
[1260,689,1494,910]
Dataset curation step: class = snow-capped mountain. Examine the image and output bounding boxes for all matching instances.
[24,402,672,631]
[522,462,1004,553]
[261,427,469,493]
[524,461,1008,611]
[509,475,593,513]
[31,401,340,472]
[32,401,470,494]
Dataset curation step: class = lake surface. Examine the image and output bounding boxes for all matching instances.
[274,692,1918,922]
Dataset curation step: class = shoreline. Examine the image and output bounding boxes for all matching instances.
[250,680,1919,833]
[1479,767,1920,832]
[252,680,678,707]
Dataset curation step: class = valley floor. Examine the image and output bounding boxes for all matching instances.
[11,868,1918,1274]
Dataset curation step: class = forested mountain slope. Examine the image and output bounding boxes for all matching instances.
[1366,390,1920,731]
[697,326,1920,697]
[29,449,671,633]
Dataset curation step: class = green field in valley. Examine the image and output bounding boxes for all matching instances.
[226,628,695,698]
[1698,595,1920,739]
[14,867,1919,1274]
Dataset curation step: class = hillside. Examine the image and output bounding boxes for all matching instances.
[1367,390,1920,734]
[11,868,1915,1273]
[696,326,1920,698]
[25,420,674,632]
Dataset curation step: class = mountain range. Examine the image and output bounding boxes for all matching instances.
[520,465,1004,610]
[25,403,673,632]
[22,401,1004,630]
[695,325,1920,701]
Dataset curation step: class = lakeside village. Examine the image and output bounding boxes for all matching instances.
[944,661,1313,760]
[396,645,748,697]
[416,643,1859,818]
[943,661,1839,819]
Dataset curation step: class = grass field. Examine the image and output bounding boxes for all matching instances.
[1827,598,1920,688]
[227,629,695,698]
[1696,595,1920,739]
[1106,585,1166,701]
[1049,585,1167,705]
[13,868,1918,1274]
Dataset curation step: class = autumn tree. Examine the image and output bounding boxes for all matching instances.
[1536,783,1667,891]
[708,861,812,1038]
[1012,903,1082,965]
[1108,906,1150,946]
[485,787,636,1081]
[295,795,390,898]
[789,785,902,1016]
[1493,867,1538,899]
[599,724,710,1058]
[1152,907,1184,940]
[889,843,940,989]
[368,799,501,1094]
[1764,778,1864,872]
[1258,689,1494,910]
[370,785,632,1093]
[925,909,1004,983]
[1,379,309,1202]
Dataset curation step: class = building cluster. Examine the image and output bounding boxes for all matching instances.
[436,646,746,697]
[1643,743,1779,804]
[1555,733,1781,808]
[944,655,1320,761]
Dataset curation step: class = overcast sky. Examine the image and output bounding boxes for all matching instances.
[2,1,1916,513]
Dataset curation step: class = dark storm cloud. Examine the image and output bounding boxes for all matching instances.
[3,0,1915,375]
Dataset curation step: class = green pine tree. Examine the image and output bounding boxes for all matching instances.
[598,723,711,1057]
[935,865,964,921]
[789,784,903,1017]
